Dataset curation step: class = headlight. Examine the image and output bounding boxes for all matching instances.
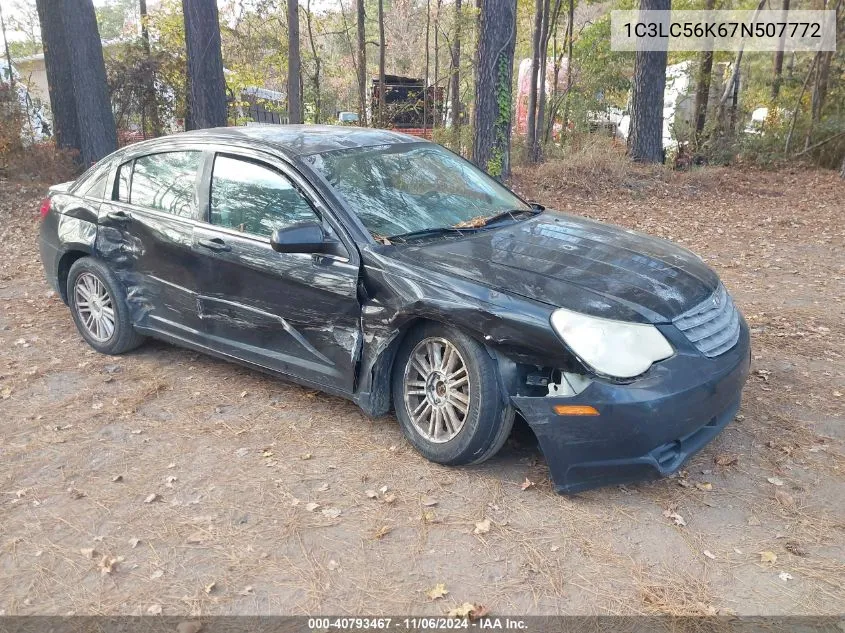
[550,308,673,379]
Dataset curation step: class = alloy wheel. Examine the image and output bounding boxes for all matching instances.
[74,272,116,342]
[403,337,471,443]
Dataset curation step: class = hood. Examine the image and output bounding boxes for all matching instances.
[387,211,720,323]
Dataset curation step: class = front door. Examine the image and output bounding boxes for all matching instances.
[96,149,207,341]
[192,151,362,393]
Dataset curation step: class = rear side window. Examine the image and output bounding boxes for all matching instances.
[80,171,109,200]
[210,155,318,237]
[130,151,202,219]
[115,161,131,203]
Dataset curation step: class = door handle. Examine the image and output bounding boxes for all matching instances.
[106,211,130,223]
[198,237,232,252]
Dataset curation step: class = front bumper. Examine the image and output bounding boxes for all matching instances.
[511,320,751,494]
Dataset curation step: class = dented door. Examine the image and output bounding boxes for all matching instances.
[95,150,207,341]
[191,152,362,392]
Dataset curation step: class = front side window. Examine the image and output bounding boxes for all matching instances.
[210,155,318,237]
[130,151,202,218]
[306,143,529,238]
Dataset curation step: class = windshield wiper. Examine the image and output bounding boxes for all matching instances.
[453,207,543,230]
[388,226,479,243]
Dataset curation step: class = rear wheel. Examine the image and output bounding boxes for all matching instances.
[67,257,145,355]
[392,323,515,466]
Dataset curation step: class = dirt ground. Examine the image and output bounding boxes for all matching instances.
[1,164,843,617]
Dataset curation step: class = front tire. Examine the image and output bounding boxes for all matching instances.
[392,323,515,466]
[67,257,145,355]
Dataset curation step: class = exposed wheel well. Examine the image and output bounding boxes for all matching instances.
[56,250,89,304]
[364,317,490,417]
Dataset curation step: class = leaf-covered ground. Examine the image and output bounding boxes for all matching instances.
[1,165,843,616]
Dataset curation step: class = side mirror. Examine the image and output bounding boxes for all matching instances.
[270,221,347,257]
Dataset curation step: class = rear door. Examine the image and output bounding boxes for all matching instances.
[191,150,362,392]
[96,149,208,341]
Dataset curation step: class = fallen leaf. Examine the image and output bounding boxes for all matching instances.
[317,482,330,492]
[663,508,687,527]
[327,559,340,571]
[238,586,254,596]
[150,569,164,579]
[365,489,378,499]
[321,507,342,519]
[427,583,449,600]
[521,477,535,491]
[703,550,716,560]
[473,519,491,535]
[785,541,808,557]
[262,450,274,458]
[144,493,160,504]
[146,604,162,615]
[300,453,312,460]
[379,485,389,494]
[421,496,438,507]
[99,554,122,575]
[447,602,486,619]
[767,476,784,486]
[67,487,86,500]
[305,502,321,512]
[290,497,301,507]
[775,489,796,508]
[204,582,216,594]
[80,548,98,558]
[383,493,397,504]
[715,454,738,466]
[374,525,392,539]
[128,538,140,549]
[186,532,206,544]
[778,571,793,581]
[176,622,203,633]
[695,482,713,491]
[759,551,778,564]
[422,509,438,524]
[112,475,123,483]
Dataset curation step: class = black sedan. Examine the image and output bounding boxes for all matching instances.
[38,126,750,493]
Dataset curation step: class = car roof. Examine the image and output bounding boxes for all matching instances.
[148,125,427,157]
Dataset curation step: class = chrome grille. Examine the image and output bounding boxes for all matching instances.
[673,285,740,357]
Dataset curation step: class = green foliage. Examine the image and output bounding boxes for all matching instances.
[95,0,139,40]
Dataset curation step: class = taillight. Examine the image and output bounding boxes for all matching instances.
[39,197,51,220]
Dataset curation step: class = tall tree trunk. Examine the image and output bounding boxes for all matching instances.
[424,0,430,131]
[62,0,117,166]
[356,0,367,125]
[433,0,441,127]
[525,0,543,162]
[287,0,302,123]
[35,0,81,154]
[534,0,552,161]
[561,0,574,128]
[450,0,462,147]
[139,0,161,137]
[0,3,14,92]
[305,0,321,123]
[339,0,361,123]
[378,0,386,126]
[472,0,516,179]
[182,0,227,130]
[771,0,790,101]
[629,0,670,163]
[692,0,716,145]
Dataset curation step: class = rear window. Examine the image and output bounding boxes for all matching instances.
[129,151,203,219]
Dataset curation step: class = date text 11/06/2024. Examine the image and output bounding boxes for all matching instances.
[307,617,529,630]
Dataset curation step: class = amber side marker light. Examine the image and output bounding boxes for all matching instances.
[553,405,600,416]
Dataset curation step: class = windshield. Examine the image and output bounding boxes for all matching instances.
[305,143,530,238]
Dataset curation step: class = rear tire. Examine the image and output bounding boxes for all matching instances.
[67,257,145,355]
[392,322,515,466]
